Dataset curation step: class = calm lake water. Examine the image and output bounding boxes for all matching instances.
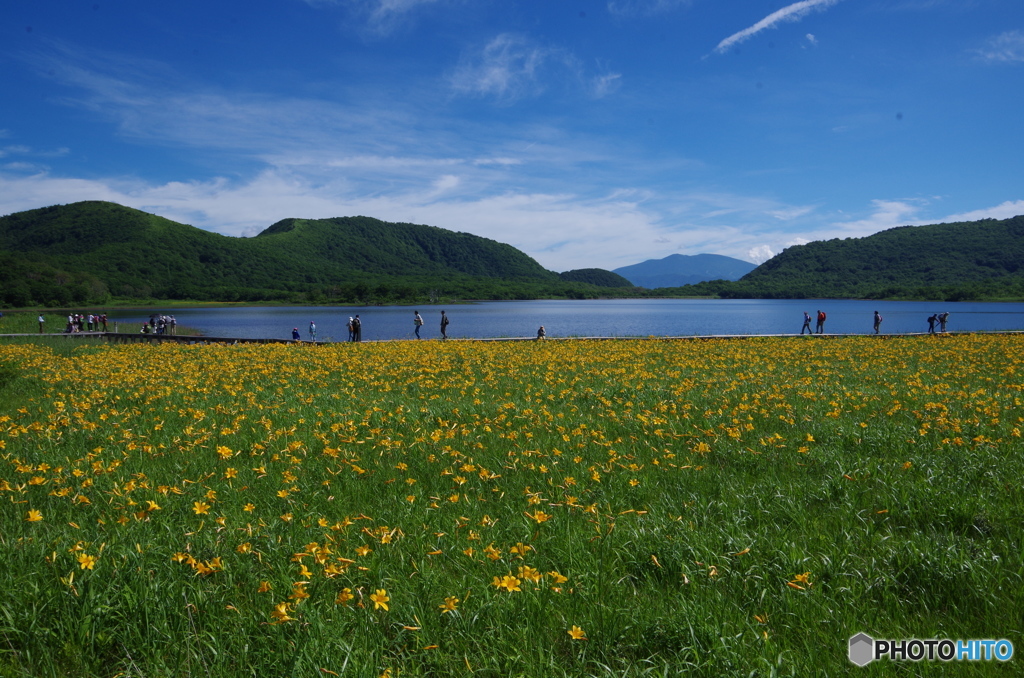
[106,299,1024,341]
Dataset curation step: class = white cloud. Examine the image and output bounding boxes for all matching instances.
[591,72,623,99]
[472,157,522,166]
[769,205,815,220]
[748,245,775,263]
[606,0,691,18]
[449,35,618,103]
[818,199,923,237]
[3,162,48,172]
[942,200,1024,222]
[805,33,818,46]
[974,30,1024,63]
[302,0,445,33]
[712,0,844,55]
[430,174,460,194]
[449,34,559,101]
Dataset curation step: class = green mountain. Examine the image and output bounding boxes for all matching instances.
[0,201,627,307]
[613,253,756,288]
[673,215,1024,301]
[558,268,634,287]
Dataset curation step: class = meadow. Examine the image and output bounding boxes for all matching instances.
[0,335,1021,677]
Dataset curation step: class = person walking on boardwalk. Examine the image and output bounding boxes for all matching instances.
[309,321,317,342]
[440,310,449,339]
[537,326,546,340]
[347,317,355,342]
[815,309,826,334]
[38,314,45,333]
[873,311,883,335]
[938,311,949,332]
[927,314,937,334]
[292,327,301,341]
[353,314,362,342]
[800,311,812,334]
[413,311,424,339]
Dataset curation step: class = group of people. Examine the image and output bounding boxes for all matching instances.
[800,310,951,335]
[927,312,951,334]
[64,313,108,333]
[412,310,449,340]
[140,314,176,335]
[291,311,546,343]
[800,310,828,334]
[293,321,318,342]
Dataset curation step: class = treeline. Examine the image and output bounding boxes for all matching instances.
[651,276,1024,302]
[0,270,642,308]
[0,253,111,308]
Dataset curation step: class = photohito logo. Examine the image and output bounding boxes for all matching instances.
[849,633,1014,666]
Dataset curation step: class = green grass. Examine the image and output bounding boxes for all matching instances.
[0,336,1020,676]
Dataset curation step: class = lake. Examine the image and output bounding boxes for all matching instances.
[105,299,1024,341]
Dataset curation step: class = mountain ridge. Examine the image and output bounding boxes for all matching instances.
[613,253,756,288]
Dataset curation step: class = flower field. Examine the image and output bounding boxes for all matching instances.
[1,335,1022,676]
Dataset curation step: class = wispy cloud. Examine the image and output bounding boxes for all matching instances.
[942,200,1024,222]
[449,35,620,103]
[606,0,691,18]
[828,199,923,234]
[302,0,445,33]
[974,30,1024,63]
[712,0,844,55]
[591,72,623,99]
[449,34,563,102]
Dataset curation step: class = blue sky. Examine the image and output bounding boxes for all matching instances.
[2,0,1023,271]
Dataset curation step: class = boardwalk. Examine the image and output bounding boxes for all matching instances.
[1,330,1020,345]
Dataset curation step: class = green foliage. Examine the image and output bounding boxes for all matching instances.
[558,268,634,288]
[677,215,1024,301]
[2,202,626,306]
[0,252,110,308]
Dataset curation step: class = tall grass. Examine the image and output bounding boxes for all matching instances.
[0,335,1020,676]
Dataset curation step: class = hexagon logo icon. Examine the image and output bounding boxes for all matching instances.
[849,632,875,666]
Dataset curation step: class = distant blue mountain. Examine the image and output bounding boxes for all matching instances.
[613,253,756,289]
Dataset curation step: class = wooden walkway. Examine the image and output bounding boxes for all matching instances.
[1,330,1021,346]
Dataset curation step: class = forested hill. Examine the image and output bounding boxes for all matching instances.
[678,215,1024,300]
[254,216,551,279]
[0,201,601,306]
